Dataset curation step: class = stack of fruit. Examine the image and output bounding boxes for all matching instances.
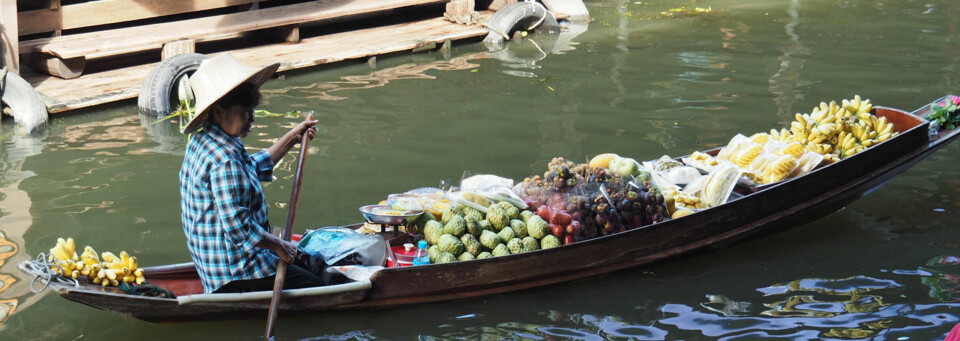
[48,238,146,287]
[420,200,560,263]
[517,155,670,241]
[765,95,896,162]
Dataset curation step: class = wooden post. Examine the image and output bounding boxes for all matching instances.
[271,24,301,43]
[161,39,196,60]
[445,0,473,16]
[1,0,20,74]
[49,0,62,36]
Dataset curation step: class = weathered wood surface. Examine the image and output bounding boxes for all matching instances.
[21,0,449,60]
[24,13,491,113]
[1,0,20,73]
[18,0,279,36]
[26,106,957,322]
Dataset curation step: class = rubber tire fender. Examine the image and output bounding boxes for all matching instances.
[483,2,560,45]
[137,53,207,117]
[1,72,48,133]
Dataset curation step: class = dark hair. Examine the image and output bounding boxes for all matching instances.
[214,82,261,110]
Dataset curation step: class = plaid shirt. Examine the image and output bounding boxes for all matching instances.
[180,123,278,293]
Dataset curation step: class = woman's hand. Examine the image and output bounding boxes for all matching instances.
[276,240,298,264]
[269,116,318,164]
[290,118,318,145]
[256,231,299,264]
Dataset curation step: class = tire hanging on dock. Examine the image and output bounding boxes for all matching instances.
[137,53,208,117]
[483,2,560,46]
[0,70,49,134]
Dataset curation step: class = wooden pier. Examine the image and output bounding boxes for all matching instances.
[0,0,583,115]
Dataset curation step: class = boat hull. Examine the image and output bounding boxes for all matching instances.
[23,101,960,322]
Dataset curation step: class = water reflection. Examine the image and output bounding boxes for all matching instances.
[0,127,47,328]
[920,255,960,303]
[398,272,958,341]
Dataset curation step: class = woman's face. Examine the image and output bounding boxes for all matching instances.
[213,105,255,138]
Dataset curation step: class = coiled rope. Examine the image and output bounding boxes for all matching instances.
[20,252,79,293]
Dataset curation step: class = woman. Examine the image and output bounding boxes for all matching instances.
[179,53,321,294]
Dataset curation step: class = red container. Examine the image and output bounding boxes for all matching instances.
[390,244,419,267]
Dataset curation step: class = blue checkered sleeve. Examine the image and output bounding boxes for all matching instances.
[249,150,274,181]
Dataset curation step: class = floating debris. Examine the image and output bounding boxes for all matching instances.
[657,6,722,19]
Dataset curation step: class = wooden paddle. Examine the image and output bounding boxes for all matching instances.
[264,112,314,340]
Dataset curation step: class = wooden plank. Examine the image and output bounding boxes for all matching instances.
[23,53,83,78]
[24,13,491,114]
[487,0,516,11]
[1,0,19,73]
[18,0,278,35]
[21,0,449,59]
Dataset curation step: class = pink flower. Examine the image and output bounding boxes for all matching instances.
[951,95,960,105]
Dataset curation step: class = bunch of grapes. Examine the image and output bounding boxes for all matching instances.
[586,167,619,184]
[543,157,587,191]
[612,181,669,229]
[580,191,624,237]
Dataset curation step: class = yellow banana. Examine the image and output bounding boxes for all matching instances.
[877,132,893,142]
[120,251,130,268]
[102,252,120,264]
[134,268,144,277]
[127,256,137,270]
[122,275,136,283]
[879,122,894,135]
[136,277,146,285]
[50,246,69,262]
[66,238,76,257]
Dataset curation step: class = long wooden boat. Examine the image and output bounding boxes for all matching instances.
[19,96,960,322]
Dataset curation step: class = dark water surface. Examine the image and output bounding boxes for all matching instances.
[2,0,959,339]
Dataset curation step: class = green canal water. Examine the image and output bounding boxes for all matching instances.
[2,0,960,339]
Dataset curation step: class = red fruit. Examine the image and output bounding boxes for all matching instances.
[563,235,574,245]
[523,197,539,210]
[569,220,582,236]
[566,224,575,235]
[551,193,564,205]
[550,211,572,226]
[549,223,564,238]
[537,205,552,220]
[550,201,568,212]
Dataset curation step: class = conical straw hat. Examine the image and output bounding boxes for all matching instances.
[181,53,279,134]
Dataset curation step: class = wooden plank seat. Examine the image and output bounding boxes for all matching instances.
[19,0,450,78]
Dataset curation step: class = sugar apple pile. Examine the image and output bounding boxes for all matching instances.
[419,200,559,263]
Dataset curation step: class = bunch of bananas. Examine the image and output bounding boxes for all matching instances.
[783,95,896,162]
[48,237,79,277]
[94,250,145,286]
[47,238,146,287]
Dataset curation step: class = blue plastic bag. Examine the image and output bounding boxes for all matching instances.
[298,227,386,266]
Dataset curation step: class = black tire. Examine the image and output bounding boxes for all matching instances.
[137,53,207,117]
[483,2,560,45]
[1,72,48,133]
